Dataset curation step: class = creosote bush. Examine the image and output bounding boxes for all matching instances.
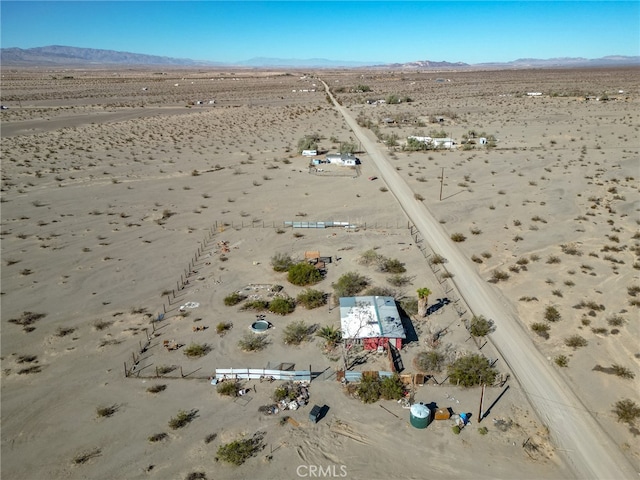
[332,272,369,298]
[414,350,446,373]
[469,315,494,337]
[238,333,269,352]
[564,334,588,349]
[282,320,313,345]
[184,343,209,358]
[296,289,326,309]
[168,410,197,430]
[224,292,246,306]
[613,399,640,424]
[447,354,498,387]
[216,434,264,465]
[271,252,295,272]
[268,296,296,315]
[287,262,323,286]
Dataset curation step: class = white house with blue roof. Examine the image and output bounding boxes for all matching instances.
[339,296,406,351]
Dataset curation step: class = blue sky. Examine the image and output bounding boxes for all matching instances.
[1,1,638,64]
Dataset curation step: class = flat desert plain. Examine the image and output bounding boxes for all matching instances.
[1,67,638,480]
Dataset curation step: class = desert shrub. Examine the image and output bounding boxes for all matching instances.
[611,364,635,379]
[96,405,118,418]
[168,410,197,429]
[606,315,625,327]
[269,297,296,315]
[387,274,411,287]
[148,433,168,442]
[356,376,382,403]
[429,254,447,265]
[271,252,295,272]
[564,335,588,349]
[296,289,326,309]
[359,249,382,266]
[531,322,550,339]
[546,255,561,264]
[204,433,217,444]
[452,425,461,435]
[450,233,466,242]
[554,355,569,367]
[216,435,263,465]
[612,399,640,424]
[184,343,209,358]
[380,374,405,400]
[216,321,233,335]
[471,255,483,264]
[478,426,489,435]
[147,384,167,393]
[8,311,46,331]
[332,272,369,298]
[93,319,113,331]
[399,297,418,316]
[414,350,446,373]
[224,292,246,306]
[379,258,406,274]
[287,262,323,286]
[447,354,497,387]
[238,334,269,352]
[241,299,270,311]
[217,381,240,397]
[55,326,76,337]
[363,286,396,297]
[185,472,206,480]
[544,306,562,322]
[627,285,640,297]
[297,134,319,154]
[490,270,509,282]
[282,320,313,345]
[469,315,494,337]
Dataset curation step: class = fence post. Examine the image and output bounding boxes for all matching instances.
[124,362,128,377]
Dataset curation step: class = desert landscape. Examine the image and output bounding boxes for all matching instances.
[1,66,638,480]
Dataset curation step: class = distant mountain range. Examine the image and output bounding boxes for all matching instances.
[2,45,639,69]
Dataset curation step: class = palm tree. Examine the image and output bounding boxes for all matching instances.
[316,325,342,349]
[417,288,432,317]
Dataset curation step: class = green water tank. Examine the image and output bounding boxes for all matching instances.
[410,403,431,429]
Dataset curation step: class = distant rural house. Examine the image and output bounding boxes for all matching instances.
[527,92,543,96]
[407,136,458,149]
[326,153,359,166]
[302,149,318,157]
[339,296,406,350]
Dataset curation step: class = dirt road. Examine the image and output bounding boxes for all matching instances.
[321,80,636,480]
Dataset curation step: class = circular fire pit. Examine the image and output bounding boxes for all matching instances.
[251,319,270,333]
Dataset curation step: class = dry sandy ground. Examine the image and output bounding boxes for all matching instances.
[1,67,638,480]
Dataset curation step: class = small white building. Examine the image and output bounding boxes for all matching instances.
[326,153,359,166]
[302,150,318,157]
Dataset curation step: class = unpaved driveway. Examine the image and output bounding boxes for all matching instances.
[321,80,636,480]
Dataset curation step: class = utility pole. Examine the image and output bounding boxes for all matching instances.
[439,167,444,201]
[478,383,486,423]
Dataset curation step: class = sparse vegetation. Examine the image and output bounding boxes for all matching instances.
[612,399,640,424]
[469,315,494,337]
[282,320,313,345]
[238,333,269,352]
[168,409,197,429]
[447,354,498,387]
[216,434,264,466]
[287,262,323,286]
